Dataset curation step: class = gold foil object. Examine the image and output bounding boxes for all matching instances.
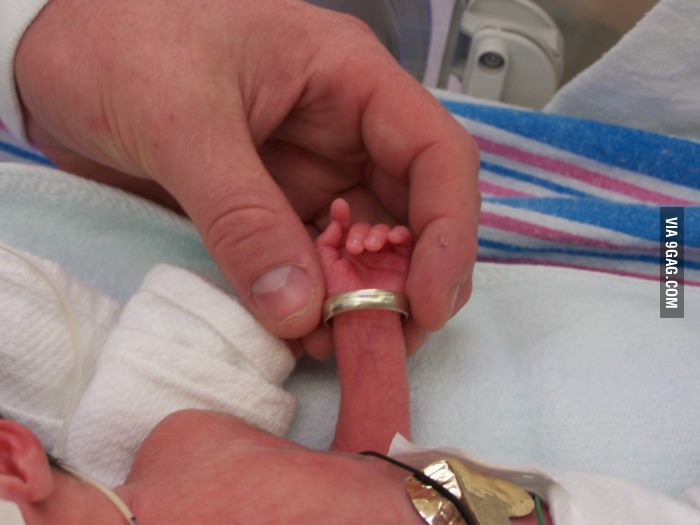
[405,459,534,525]
[322,289,409,324]
[406,477,466,525]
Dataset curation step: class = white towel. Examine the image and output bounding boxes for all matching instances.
[63,265,296,487]
[0,242,120,449]
[0,247,296,488]
[545,0,700,141]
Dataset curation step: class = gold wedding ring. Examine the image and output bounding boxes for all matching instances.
[323,288,410,325]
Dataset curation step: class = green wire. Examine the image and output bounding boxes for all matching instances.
[534,493,545,525]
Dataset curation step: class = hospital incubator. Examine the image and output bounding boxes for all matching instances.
[310,0,657,108]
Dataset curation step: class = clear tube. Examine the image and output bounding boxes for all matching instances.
[0,242,83,458]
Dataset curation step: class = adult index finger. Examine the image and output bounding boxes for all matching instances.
[361,67,481,330]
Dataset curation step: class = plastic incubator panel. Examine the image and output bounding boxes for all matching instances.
[307,0,658,108]
[306,0,432,81]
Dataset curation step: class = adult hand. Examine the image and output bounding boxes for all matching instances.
[15,0,480,358]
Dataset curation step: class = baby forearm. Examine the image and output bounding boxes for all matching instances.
[331,310,410,453]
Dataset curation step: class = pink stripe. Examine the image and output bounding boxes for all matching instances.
[477,257,700,286]
[481,211,700,255]
[0,119,6,131]
[474,135,697,206]
[480,211,629,250]
[478,180,532,198]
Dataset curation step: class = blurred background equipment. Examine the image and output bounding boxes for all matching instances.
[309,0,657,109]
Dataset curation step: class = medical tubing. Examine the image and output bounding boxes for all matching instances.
[534,493,545,525]
[0,243,84,458]
[62,464,139,525]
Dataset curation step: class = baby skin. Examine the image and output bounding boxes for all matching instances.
[316,197,413,453]
[0,199,550,524]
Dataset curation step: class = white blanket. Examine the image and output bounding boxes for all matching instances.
[288,262,700,498]
[545,0,700,141]
[0,246,296,487]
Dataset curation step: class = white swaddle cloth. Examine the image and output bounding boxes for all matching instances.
[0,245,296,487]
[0,500,25,525]
[64,264,296,487]
[0,243,120,449]
[545,0,700,141]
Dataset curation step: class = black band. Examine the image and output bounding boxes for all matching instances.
[359,450,479,525]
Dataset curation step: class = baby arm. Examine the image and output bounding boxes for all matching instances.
[316,198,412,453]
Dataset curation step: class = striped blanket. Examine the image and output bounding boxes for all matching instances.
[438,91,700,286]
[2,95,699,285]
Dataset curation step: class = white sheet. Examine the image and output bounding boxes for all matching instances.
[545,0,700,141]
[288,262,700,497]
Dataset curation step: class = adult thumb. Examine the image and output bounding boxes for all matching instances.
[156,127,325,339]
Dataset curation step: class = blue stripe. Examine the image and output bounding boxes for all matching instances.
[483,198,700,246]
[441,97,700,190]
[481,160,592,198]
[0,141,52,165]
[477,238,700,270]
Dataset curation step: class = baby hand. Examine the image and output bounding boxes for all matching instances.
[316,198,413,297]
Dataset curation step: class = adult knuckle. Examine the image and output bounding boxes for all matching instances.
[205,199,279,258]
[341,13,377,40]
